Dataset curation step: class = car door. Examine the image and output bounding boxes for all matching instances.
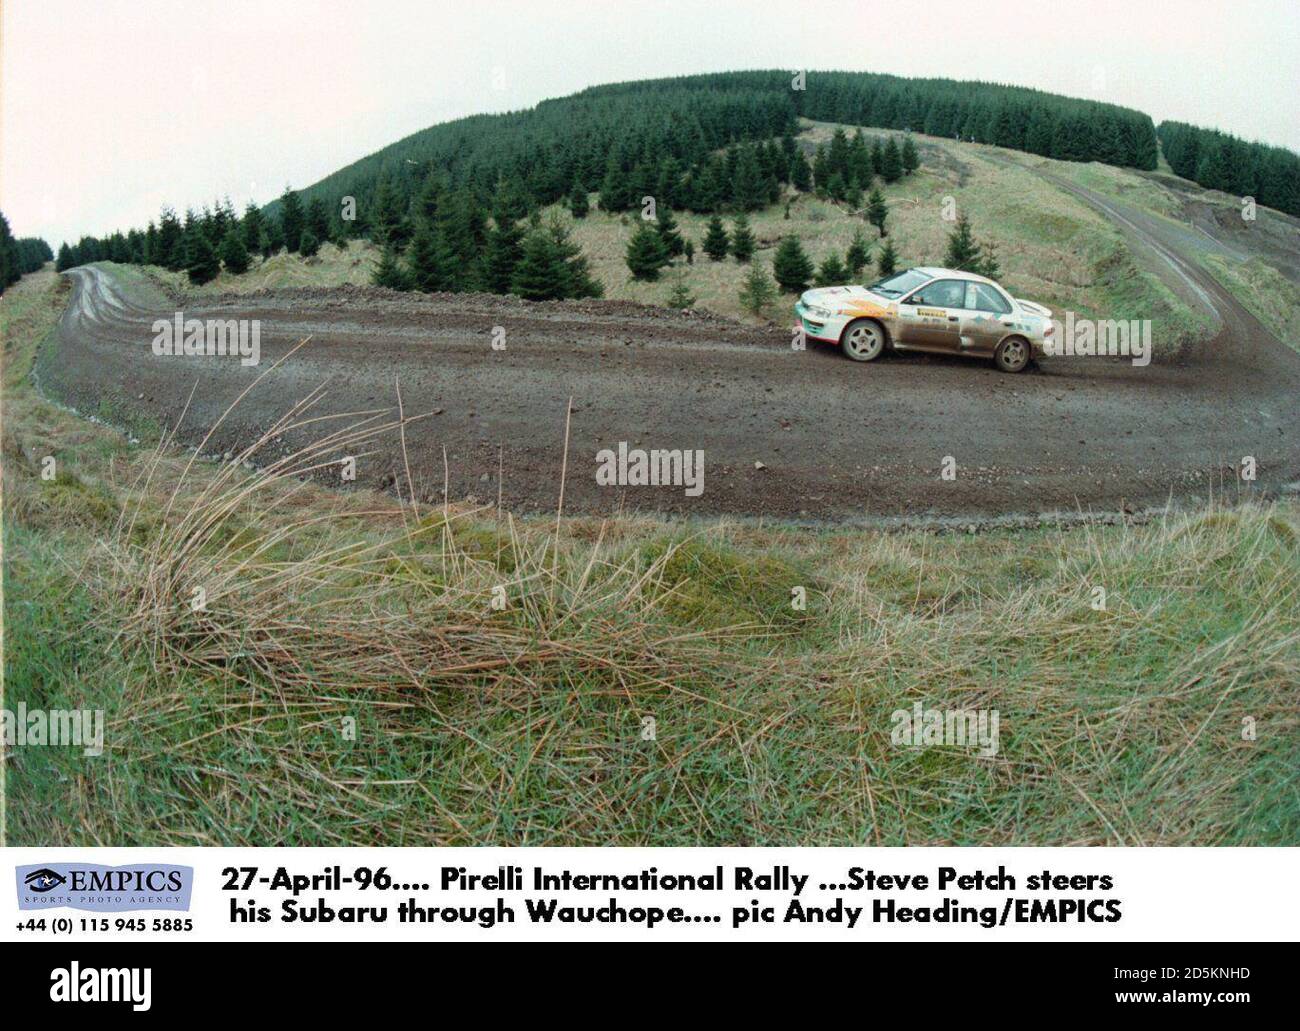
[896,278,966,351]
[957,281,1016,356]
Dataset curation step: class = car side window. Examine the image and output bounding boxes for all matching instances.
[909,279,965,308]
[968,283,1012,314]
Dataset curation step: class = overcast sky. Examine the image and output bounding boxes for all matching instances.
[3,0,1297,246]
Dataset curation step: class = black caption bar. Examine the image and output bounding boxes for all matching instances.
[8,948,1281,1017]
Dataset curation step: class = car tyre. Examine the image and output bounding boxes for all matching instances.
[994,336,1031,373]
[840,318,886,362]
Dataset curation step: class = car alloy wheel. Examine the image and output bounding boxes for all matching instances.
[841,319,885,362]
[995,336,1030,373]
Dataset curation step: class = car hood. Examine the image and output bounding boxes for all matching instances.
[800,285,890,311]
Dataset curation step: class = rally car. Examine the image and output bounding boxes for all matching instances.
[795,266,1053,373]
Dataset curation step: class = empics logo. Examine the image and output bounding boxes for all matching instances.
[50,963,152,1012]
[23,868,69,893]
[16,863,193,912]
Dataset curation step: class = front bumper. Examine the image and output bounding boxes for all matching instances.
[794,301,849,344]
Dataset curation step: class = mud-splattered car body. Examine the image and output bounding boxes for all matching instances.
[795,266,1053,372]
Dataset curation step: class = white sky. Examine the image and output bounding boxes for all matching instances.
[3,0,1297,246]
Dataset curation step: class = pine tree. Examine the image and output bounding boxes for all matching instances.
[732,145,767,211]
[279,187,305,253]
[1025,108,1055,156]
[184,230,220,284]
[790,150,813,191]
[848,130,872,189]
[666,272,696,309]
[655,206,685,257]
[373,177,411,249]
[157,208,185,270]
[512,224,563,300]
[13,235,53,275]
[1194,142,1231,192]
[772,236,814,293]
[730,215,755,262]
[815,252,849,286]
[877,238,898,276]
[901,136,920,175]
[261,218,283,257]
[945,213,982,271]
[977,239,1000,280]
[867,187,889,237]
[626,221,671,280]
[691,159,724,212]
[656,156,684,208]
[828,128,851,182]
[702,216,729,261]
[219,228,251,275]
[569,182,590,218]
[484,217,524,294]
[882,138,904,183]
[416,170,447,223]
[550,218,602,299]
[306,197,331,245]
[435,189,487,291]
[738,260,777,317]
[513,217,601,300]
[298,230,320,258]
[56,243,75,272]
[0,211,18,290]
[372,244,411,291]
[846,229,870,276]
[869,138,884,177]
[406,222,454,292]
[241,202,264,256]
[599,159,631,212]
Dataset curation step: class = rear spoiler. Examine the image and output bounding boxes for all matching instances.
[1014,298,1051,318]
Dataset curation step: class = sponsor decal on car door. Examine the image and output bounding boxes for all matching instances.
[898,279,964,350]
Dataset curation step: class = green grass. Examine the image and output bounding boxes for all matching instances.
[1199,253,1300,352]
[120,240,378,302]
[4,254,1297,848]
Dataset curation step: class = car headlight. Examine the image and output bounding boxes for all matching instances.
[805,305,835,321]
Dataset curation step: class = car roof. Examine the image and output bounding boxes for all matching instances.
[912,266,998,285]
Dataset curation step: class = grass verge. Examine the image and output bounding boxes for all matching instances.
[3,269,1296,845]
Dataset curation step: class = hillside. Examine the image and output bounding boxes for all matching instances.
[134,120,1300,358]
[272,69,1158,223]
[54,70,1300,370]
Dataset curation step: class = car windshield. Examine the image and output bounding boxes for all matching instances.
[868,268,932,297]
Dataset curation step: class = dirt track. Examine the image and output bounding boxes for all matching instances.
[40,183,1300,522]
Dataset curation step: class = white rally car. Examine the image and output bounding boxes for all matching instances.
[795,266,1053,373]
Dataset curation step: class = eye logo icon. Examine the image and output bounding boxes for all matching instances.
[17,861,192,912]
[23,868,68,893]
